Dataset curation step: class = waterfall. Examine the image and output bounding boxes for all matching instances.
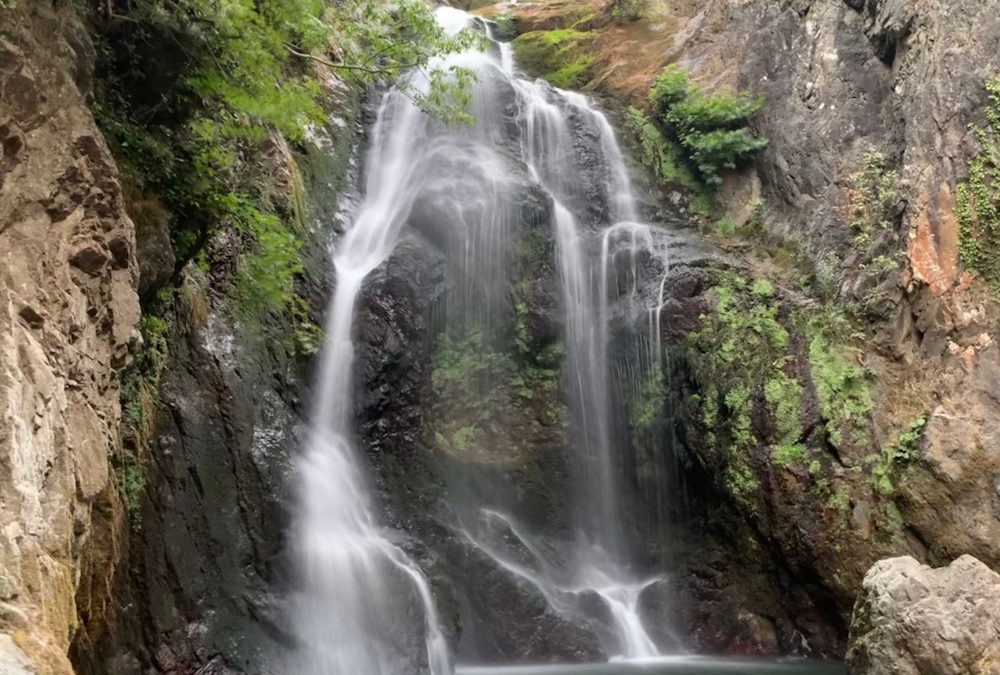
[289,7,676,672]
[448,18,673,662]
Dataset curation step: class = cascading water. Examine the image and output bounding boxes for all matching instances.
[446,17,676,662]
[290,7,679,672]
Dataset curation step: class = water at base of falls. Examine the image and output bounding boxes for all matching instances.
[456,658,846,675]
[289,6,681,672]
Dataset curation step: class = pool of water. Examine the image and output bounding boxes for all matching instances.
[457,656,845,675]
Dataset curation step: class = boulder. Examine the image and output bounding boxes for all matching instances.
[846,555,1000,674]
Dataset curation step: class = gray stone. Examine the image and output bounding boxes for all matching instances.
[846,555,1000,674]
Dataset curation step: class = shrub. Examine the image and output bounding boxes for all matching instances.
[648,65,767,186]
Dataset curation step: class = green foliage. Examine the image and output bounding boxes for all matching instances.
[92,0,480,351]
[625,106,712,215]
[714,213,736,236]
[869,416,927,495]
[957,76,1000,290]
[512,29,594,89]
[647,65,767,187]
[850,148,900,249]
[849,148,903,293]
[118,313,172,526]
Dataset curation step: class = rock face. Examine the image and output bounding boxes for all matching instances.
[671,0,1000,647]
[0,4,140,673]
[846,555,1000,674]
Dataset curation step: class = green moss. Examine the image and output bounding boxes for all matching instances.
[686,271,877,513]
[491,12,517,41]
[765,375,804,467]
[625,106,704,194]
[806,318,872,450]
[608,0,648,22]
[751,278,775,298]
[867,415,927,495]
[512,29,594,89]
[957,76,1000,290]
[686,272,802,494]
[826,487,850,512]
[725,460,761,517]
[430,328,566,457]
[629,367,667,430]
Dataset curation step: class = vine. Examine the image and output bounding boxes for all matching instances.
[957,76,1000,290]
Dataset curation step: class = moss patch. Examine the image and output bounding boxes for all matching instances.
[512,29,595,89]
[684,271,874,516]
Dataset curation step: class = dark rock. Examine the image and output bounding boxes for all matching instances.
[129,193,175,297]
[70,245,109,276]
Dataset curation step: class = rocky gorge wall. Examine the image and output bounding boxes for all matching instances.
[0,4,140,672]
[5,0,1000,671]
[2,1,365,672]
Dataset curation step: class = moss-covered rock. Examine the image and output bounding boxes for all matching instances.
[512,29,594,89]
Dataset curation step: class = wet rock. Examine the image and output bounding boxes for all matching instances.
[846,555,1000,674]
[79,76,365,675]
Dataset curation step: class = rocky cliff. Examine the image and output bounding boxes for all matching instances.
[0,4,140,672]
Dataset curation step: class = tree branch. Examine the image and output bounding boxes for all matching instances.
[284,44,418,75]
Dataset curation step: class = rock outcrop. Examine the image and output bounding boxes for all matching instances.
[846,555,1000,674]
[0,3,140,673]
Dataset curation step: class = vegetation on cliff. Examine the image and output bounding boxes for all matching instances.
[647,66,767,188]
[512,28,595,89]
[84,0,478,524]
[90,0,474,320]
[958,75,1000,290]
